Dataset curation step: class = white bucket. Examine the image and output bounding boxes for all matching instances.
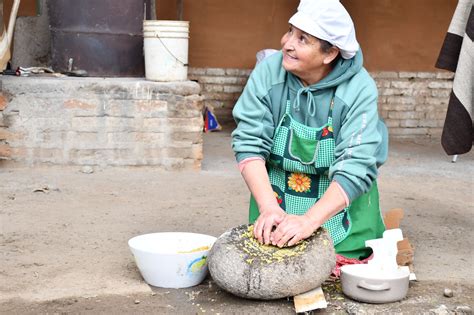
[143,20,189,81]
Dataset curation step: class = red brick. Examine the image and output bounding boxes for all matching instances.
[0,129,23,141]
[11,147,27,158]
[0,94,8,111]
[0,129,9,140]
[0,144,12,158]
[64,99,96,110]
[135,100,167,112]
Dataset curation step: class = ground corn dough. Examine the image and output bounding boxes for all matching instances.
[177,246,210,254]
[235,225,327,265]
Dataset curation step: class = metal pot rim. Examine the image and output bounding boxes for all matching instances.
[341,264,410,281]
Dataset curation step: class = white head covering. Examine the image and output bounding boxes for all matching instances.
[288,0,359,59]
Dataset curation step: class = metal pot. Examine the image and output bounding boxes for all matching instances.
[340,264,409,304]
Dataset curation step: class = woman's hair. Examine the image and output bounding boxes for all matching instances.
[319,39,334,54]
[319,38,341,66]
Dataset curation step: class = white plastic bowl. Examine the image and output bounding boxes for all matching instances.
[128,232,216,288]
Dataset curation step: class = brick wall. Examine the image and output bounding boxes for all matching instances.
[0,77,204,169]
[0,91,11,160]
[189,67,454,138]
[374,71,453,138]
[188,68,251,126]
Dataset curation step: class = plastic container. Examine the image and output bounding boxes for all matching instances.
[340,264,410,303]
[128,232,216,288]
[143,20,189,81]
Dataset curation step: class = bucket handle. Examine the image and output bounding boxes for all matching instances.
[155,34,189,66]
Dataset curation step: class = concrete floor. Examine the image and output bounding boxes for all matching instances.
[0,130,473,313]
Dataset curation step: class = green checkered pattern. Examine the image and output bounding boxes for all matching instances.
[317,174,349,244]
[266,100,350,245]
[271,126,288,156]
[317,174,331,194]
[268,167,286,191]
[322,211,348,244]
[283,159,317,174]
[290,117,318,139]
[286,194,317,216]
[315,139,335,168]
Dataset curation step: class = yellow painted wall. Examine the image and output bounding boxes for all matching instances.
[157,0,457,71]
[343,0,457,71]
[157,0,298,69]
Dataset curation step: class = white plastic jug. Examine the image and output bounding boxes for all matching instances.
[143,20,189,81]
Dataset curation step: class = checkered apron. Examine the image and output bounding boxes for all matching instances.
[249,98,351,245]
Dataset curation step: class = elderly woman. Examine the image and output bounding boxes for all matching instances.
[231,0,388,260]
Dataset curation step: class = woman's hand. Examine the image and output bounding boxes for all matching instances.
[270,182,348,247]
[270,214,319,247]
[253,205,286,245]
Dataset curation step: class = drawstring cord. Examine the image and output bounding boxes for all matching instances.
[293,87,317,125]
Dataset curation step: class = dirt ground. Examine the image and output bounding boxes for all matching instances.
[0,130,473,314]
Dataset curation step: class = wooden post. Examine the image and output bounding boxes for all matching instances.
[0,0,21,70]
[150,0,157,20]
[177,0,183,20]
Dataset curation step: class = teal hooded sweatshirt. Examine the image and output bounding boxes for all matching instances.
[232,50,388,203]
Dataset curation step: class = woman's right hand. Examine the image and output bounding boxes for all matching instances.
[239,159,286,245]
[253,204,286,245]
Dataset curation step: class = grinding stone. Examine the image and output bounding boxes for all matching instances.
[208,224,336,300]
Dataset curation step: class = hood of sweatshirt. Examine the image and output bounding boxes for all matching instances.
[286,50,364,122]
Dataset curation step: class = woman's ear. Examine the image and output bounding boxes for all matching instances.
[323,46,340,65]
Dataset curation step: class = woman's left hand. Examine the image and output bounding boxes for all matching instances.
[270,214,319,247]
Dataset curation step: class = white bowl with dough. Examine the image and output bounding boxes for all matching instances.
[128,232,216,288]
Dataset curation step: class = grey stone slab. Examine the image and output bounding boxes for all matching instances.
[208,224,336,300]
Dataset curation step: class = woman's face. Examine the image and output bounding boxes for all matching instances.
[280,25,336,84]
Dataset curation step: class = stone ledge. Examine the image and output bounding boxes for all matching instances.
[1,76,201,98]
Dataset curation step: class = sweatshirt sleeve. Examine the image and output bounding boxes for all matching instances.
[330,76,385,203]
[231,63,276,163]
